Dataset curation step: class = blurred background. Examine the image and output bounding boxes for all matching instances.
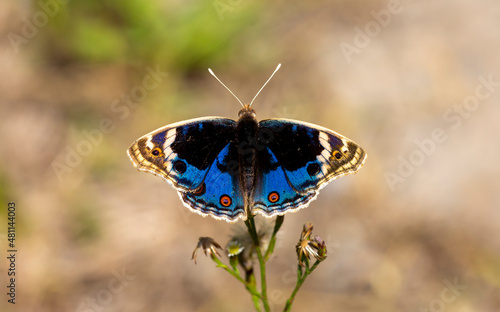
[1,0,499,311]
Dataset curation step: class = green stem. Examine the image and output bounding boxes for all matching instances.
[246,217,271,312]
[211,255,262,300]
[248,272,262,312]
[264,215,284,260]
[283,260,322,312]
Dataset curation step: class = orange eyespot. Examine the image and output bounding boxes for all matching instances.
[194,183,206,196]
[220,195,232,207]
[332,150,343,160]
[151,147,163,157]
[268,192,280,203]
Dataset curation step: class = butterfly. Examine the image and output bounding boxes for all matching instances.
[127,64,366,222]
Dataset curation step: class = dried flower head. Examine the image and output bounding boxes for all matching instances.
[296,223,327,266]
[192,237,222,264]
[311,235,327,261]
[301,222,314,240]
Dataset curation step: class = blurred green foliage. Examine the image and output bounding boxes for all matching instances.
[68,194,102,244]
[0,172,13,214]
[38,0,262,71]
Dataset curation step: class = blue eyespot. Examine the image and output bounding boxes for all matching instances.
[173,160,187,174]
[307,163,320,176]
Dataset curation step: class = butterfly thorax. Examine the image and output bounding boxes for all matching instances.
[236,106,259,208]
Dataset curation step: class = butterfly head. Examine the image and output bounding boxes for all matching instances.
[238,104,256,118]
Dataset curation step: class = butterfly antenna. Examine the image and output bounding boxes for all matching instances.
[250,63,281,107]
[208,68,244,108]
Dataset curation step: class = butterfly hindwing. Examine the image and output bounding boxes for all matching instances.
[252,146,316,216]
[251,119,366,215]
[181,143,245,221]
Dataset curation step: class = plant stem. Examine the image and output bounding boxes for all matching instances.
[246,217,271,312]
[265,215,284,260]
[283,260,322,312]
[248,272,262,312]
[212,256,262,300]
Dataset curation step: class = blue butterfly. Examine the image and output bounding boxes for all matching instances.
[127,65,366,222]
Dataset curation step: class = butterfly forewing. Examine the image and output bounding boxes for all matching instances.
[127,117,236,191]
